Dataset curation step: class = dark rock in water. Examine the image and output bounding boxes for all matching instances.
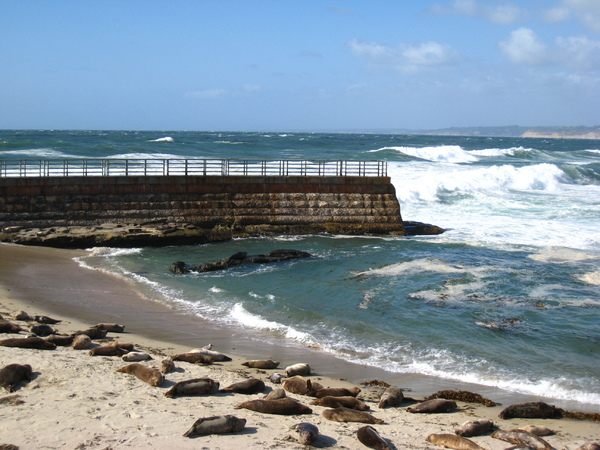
[499,401,559,419]
[171,248,311,274]
[403,221,445,236]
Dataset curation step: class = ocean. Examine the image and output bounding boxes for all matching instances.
[2,130,599,410]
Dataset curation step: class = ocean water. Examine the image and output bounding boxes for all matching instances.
[2,130,600,409]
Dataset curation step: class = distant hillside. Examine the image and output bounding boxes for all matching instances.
[415,125,600,140]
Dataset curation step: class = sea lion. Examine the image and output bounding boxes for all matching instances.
[44,334,74,346]
[34,315,61,324]
[455,419,495,437]
[378,386,403,408]
[310,396,370,411]
[241,359,280,369]
[14,311,32,321]
[357,425,391,450]
[0,321,25,334]
[517,425,555,436]
[89,345,128,356]
[576,443,600,450]
[426,433,486,450]
[73,326,107,340]
[234,398,312,415]
[499,402,559,419]
[122,351,152,362]
[263,388,286,400]
[171,352,213,365]
[116,363,164,387]
[291,422,319,445]
[407,398,456,413]
[164,378,220,398]
[269,372,286,384]
[0,364,33,392]
[0,337,56,350]
[71,334,92,350]
[94,323,125,333]
[285,363,311,377]
[322,407,384,424]
[183,415,246,437]
[315,386,360,398]
[109,342,135,351]
[160,359,175,373]
[189,346,232,362]
[282,376,318,396]
[491,429,553,450]
[220,378,265,394]
[30,324,55,337]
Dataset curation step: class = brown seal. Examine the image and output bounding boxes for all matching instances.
[14,311,32,321]
[89,345,128,357]
[498,401,558,419]
[71,334,92,350]
[517,425,555,436]
[378,386,403,408]
[94,323,125,333]
[34,315,61,324]
[44,334,74,347]
[576,443,600,450]
[310,396,370,411]
[241,359,280,369]
[0,337,56,350]
[183,415,246,437]
[0,364,33,392]
[263,388,286,401]
[220,378,265,394]
[30,324,55,337]
[234,398,312,415]
[284,363,311,377]
[315,386,360,398]
[291,422,319,445]
[122,351,152,362]
[109,342,135,352]
[321,407,383,424]
[357,425,391,450]
[455,419,495,437]
[160,359,175,373]
[164,378,220,398]
[407,398,456,413]
[190,346,232,362]
[491,429,553,449]
[426,433,486,450]
[171,352,213,365]
[116,363,164,387]
[0,321,25,334]
[281,376,319,396]
[72,326,107,340]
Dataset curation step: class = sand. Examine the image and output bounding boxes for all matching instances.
[1,242,599,449]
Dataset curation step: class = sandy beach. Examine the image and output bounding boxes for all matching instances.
[1,243,599,449]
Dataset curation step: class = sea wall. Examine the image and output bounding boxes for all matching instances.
[0,175,405,246]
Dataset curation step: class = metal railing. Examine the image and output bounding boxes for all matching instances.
[0,158,387,178]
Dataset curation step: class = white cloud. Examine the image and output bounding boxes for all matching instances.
[543,6,570,23]
[348,39,462,73]
[556,35,600,69]
[430,0,524,24]
[499,28,552,65]
[562,0,600,32]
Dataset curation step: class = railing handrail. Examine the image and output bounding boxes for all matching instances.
[0,158,387,178]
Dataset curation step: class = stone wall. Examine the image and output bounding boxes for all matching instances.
[0,175,405,236]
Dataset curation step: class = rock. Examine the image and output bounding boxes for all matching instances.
[403,221,445,236]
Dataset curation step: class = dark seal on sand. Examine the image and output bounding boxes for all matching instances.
[455,419,495,437]
[315,386,360,398]
[220,378,265,395]
[357,425,391,450]
[0,364,33,392]
[426,433,485,450]
[498,401,559,419]
[183,415,246,437]
[171,353,213,365]
[407,398,456,414]
[234,398,312,415]
[0,337,56,350]
[378,386,403,408]
[241,359,279,369]
[310,396,370,411]
[164,378,219,398]
[321,407,384,424]
[491,429,553,449]
[291,422,319,445]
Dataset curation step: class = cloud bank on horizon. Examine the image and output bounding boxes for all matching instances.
[1,0,598,131]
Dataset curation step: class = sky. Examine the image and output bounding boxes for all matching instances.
[1,0,599,131]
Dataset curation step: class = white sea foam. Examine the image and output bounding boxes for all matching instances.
[1,148,74,158]
[109,152,182,159]
[355,258,493,277]
[528,247,597,264]
[467,146,528,157]
[578,270,600,285]
[371,145,479,163]
[148,136,174,142]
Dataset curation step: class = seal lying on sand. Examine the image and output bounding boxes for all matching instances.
[73,326,107,340]
[321,407,383,424]
[220,378,265,394]
[426,433,486,450]
[44,334,74,346]
[0,321,25,334]
[34,315,61,325]
[190,345,232,362]
[407,398,456,413]
[0,364,33,392]
[234,398,312,415]
[491,429,553,450]
[291,422,319,445]
[517,425,555,436]
[0,337,56,350]
[357,425,391,450]
[160,359,175,374]
[455,419,495,437]
[282,376,321,396]
[183,415,246,437]
[498,401,558,419]
[164,378,219,398]
[378,386,403,408]
[310,396,370,411]
[71,334,91,350]
[122,351,152,362]
[30,324,55,337]
[315,386,360,398]
[285,363,311,377]
[269,373,286,384]
[94,323,125,333]
[89,345,128,357]
[171,353,213,365]
[116,363,164,387]
[263,388,286,400]
[242,359,279,369]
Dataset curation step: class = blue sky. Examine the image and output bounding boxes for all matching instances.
[1,1,599,131]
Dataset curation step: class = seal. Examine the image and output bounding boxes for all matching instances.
[34,315,61,325]
[220,378,265,395]
[190,345,232,362]
[30,324,55,337]
[0,364,33,392]
[491,429,553,450]
[310,396,370,411]
[357,425,391,450]
[321,407,383,424]
[378,386,403,408]
[164,378,220,398]
[110,342,135,352]
[576,443,600,450]
[71,334,92,350]
[315,386,360,398]
[183,415,246,437]
[498,401,558,419]
[407,398,456,414]
[116,363,164,387]
[285,363,311,377]
[517,425,555,436]
[0,321,25,334]
[263,388,286,401]
[122,351,152,362]
[14,311,32,321]
[282,376,321,396]
[171,352,213,365]
[234,398,312,415]
[426,433,486,450]
[160,359,175,374]
[89,345,128,357]
[44,334,74,347]
[241,359,280,369]
[291,422,319,445]
[455,419,495,437]
[269,372,286,384]
[0,337,56,350]
[94,323,125,333]
[73,326,107,340]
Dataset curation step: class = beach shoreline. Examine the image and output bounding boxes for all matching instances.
[1,242,599,449]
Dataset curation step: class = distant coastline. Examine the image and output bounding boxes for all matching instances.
[409,125,600,140]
